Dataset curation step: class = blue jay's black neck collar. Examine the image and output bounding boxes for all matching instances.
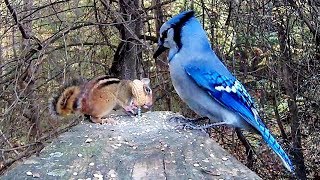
[171,11,195,50]
[153,11,195,59]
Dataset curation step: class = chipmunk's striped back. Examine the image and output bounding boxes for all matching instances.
[75,76,120,111]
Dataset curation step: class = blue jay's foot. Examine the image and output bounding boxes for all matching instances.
[177,121,226,131]
[169,116,191,124]
[169,116,223,134]
[168,116,208,124]
[168,116,205,134]
[195,122,227,129]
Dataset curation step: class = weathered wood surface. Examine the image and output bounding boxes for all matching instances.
[2,111,261,180]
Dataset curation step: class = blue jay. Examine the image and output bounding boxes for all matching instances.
[153,10,294,172]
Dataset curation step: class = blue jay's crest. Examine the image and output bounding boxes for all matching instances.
[164,10,195,49]
[154,11,295,173]
[164,10,195,29]
[154,11,195,59]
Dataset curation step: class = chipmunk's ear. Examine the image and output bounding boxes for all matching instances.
[141,78,150,86]
[141,78,152,96]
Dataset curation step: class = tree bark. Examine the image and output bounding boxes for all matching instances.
[270,87,288,140]
[277,20,307,180]
[110,0,142,79]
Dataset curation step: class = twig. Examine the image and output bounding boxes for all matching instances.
[235,128,254,168]
[287,0,320,45]
[0,144,44,175]
[0,118,80,174]
[143,0,175,11]
[4,0,42,46]
[0,130,19,155]
[0,142,39,152]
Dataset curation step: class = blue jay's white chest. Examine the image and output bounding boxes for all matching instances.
[168,58,188,98]
[169,56,227,121]
[168,50,206,100]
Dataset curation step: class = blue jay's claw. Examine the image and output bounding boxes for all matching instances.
[169,116,225,134]
[176,120,226,131]
[176,122,206,132]
[168,116,206,133]
[197,122,227,129]
[168,116,194,124]
[175,122,208,136]
[168,116,209,124]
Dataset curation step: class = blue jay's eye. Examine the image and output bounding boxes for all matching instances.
[162,30,168,38]
[160,30,168,42]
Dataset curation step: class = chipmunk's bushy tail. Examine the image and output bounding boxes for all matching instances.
[49,79,86,118]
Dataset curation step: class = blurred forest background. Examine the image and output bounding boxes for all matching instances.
[0,0,319,179]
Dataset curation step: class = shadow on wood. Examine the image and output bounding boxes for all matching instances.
[2,111,261,179]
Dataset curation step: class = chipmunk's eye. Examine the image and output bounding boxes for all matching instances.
[144,87,151,94]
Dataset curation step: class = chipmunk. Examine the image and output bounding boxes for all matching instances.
[49,75,153,124]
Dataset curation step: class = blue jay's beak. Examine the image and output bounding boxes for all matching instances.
[153,45,168,58]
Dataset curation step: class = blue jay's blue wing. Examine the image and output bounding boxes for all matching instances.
[185,65,259,126]
[185,64,294,172]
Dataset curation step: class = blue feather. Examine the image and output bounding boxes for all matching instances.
[185,64,294,172]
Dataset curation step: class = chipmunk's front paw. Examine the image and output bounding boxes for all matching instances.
[90,116,117,125]
[101,117,117,125]
[124,104,138,115]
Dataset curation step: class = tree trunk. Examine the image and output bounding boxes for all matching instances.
[110,0,142,79]
[277,21,307,180]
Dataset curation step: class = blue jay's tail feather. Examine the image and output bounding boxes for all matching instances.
[257,121,294,172]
